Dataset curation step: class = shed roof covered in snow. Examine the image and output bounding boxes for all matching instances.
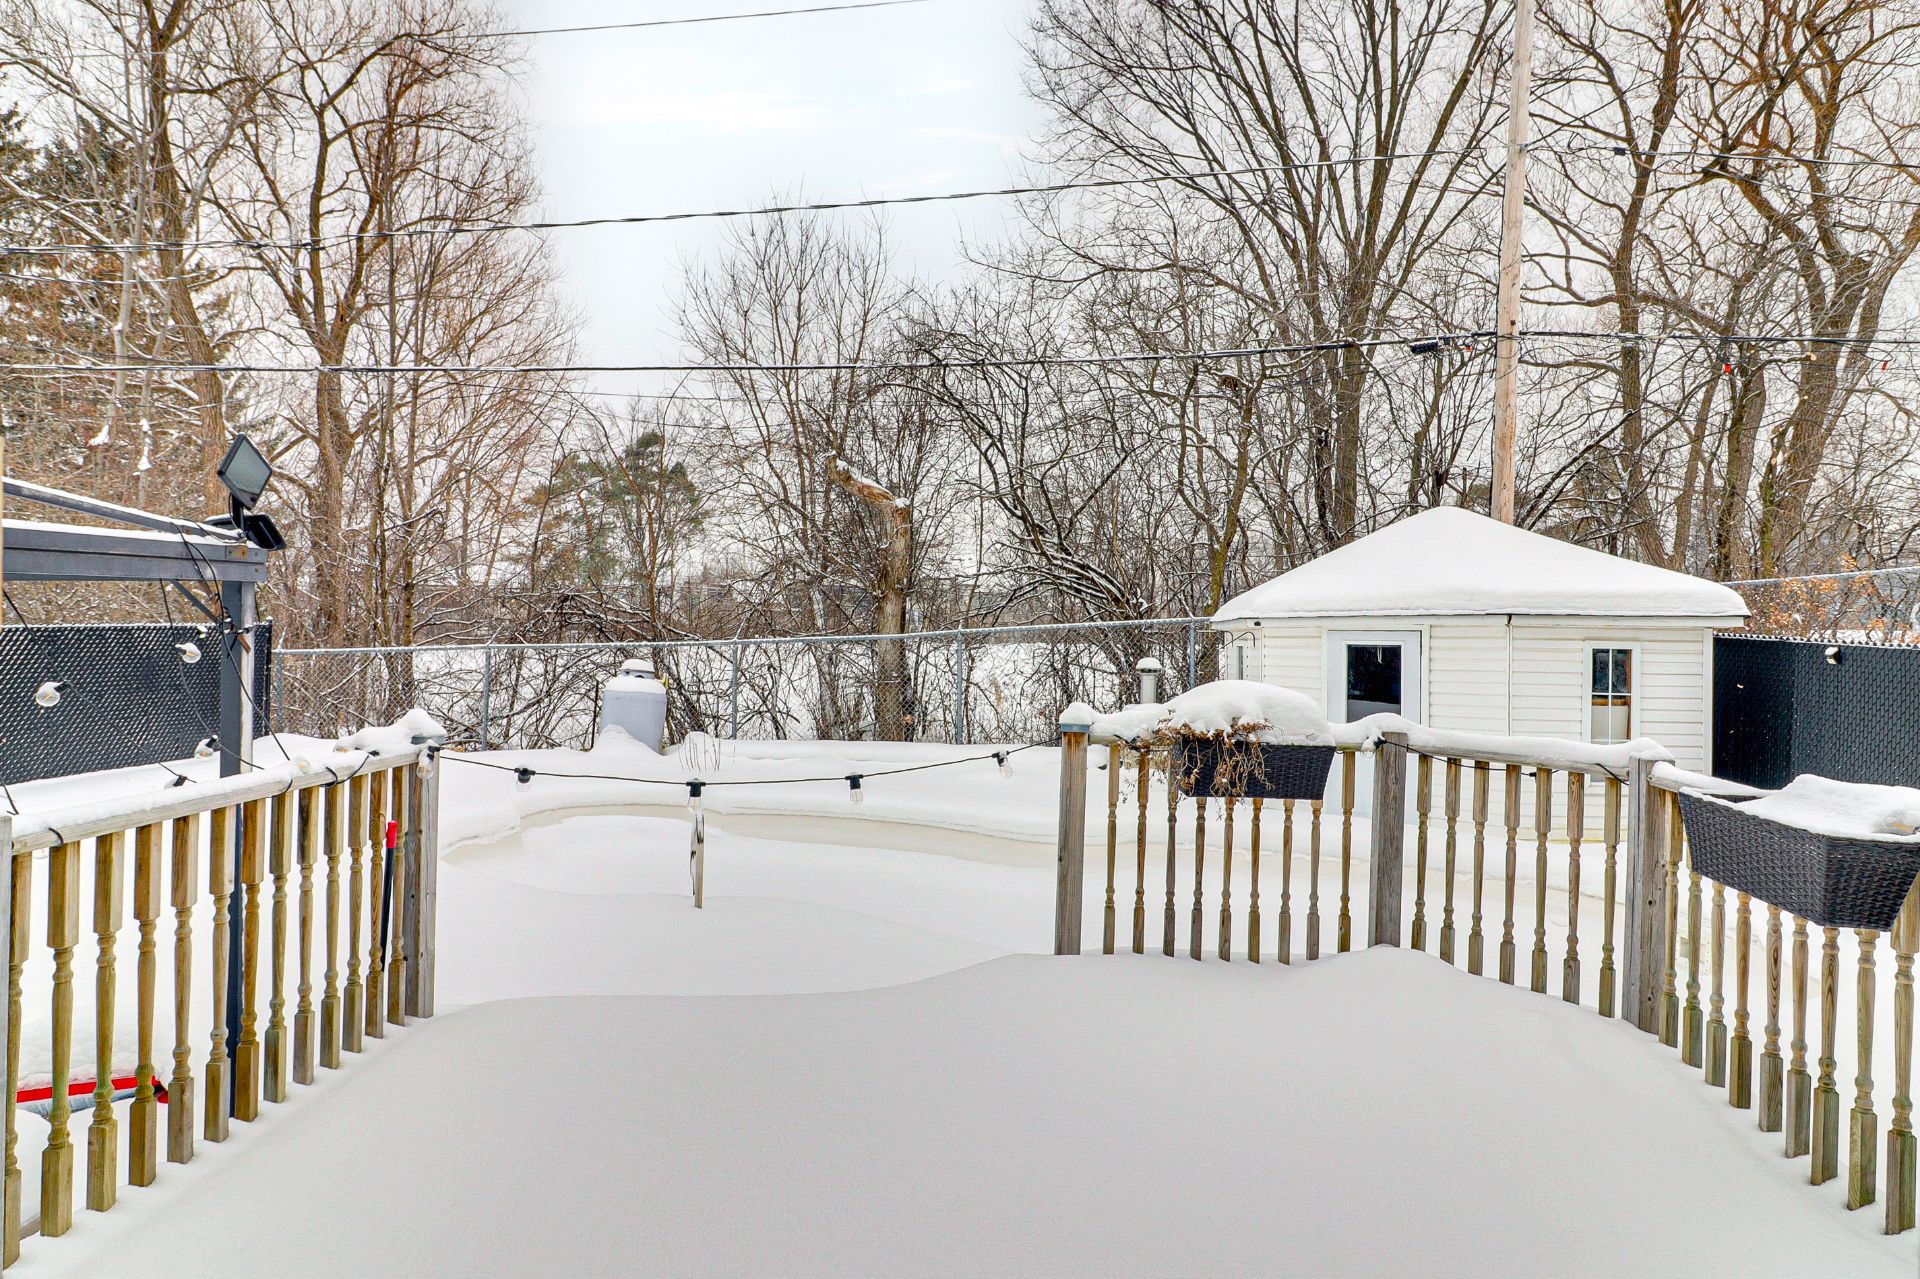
[1214,507,1750,623]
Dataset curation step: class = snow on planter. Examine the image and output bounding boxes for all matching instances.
[1679,775,1920,931]
[1091,680,1336,801]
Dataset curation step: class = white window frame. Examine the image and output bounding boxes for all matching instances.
[1583,641,1640,745]
[1324,629,1426,725]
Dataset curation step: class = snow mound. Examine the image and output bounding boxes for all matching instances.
[1704,774,1920,841]
[343,708,447,752]
[1092,680,1332,746]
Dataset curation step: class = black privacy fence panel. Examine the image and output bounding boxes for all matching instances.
[1713,634,1920,790]
[0,622,273,786]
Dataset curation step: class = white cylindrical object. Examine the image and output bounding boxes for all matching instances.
[1134,656,1163,705]
[600,657,668,751]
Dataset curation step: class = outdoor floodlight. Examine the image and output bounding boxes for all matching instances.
[217,434,274,511]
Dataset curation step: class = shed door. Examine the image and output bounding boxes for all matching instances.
[1325,631,1423,725]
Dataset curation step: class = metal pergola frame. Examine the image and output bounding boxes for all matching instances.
[1,477,276,1121]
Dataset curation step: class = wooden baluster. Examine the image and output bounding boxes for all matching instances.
[1500,764,1519,985]
[1814,926,1842,1184]
[1218,799,1236,961]
[1163,757,1178,957]
[129,824,161,1188]
[1563,773,1583,1004]
[1599,777,1621,1016]
[1730,892,1753,1108]
[41,839,80,1236]
[1682,869,1705,1068]
[1760,904,1784,1133]
[1440,758,1460,964]
[235,798,267,1120]
[1246,800,1262,962]
[205,807,233,1143]
[1307,799,1323,961]
[387,767,410,1027]
[1412,754,1431,952]
[4,850,30,1263]
[1103,744,1119,956]
[86,833,124,1213]
[366,772,388,1039]
[1278,800,1295,965]
[295,788,319,1085]
[265,794,292,1104]
[1787,915,1813,1159]
[323,783,345,1067]
[1888,885,1917,1234]
[167,813,198,1164]
[1531,767,1550,993]
[1706,882,1728,1086]
[1849,929,1880,1210]
[1469,762,1488,976]
[1189,795,1206,961]
[1660,801,1681,1048]
[1338,751,1355,953]
[1132,751,1148,954]
[345,774,367,1052]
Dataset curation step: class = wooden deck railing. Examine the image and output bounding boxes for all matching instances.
[0,744,439,1264]
[1054,714,1917,1236]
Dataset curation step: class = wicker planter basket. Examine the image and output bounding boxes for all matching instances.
[1173,737,1335,802]
[1676,793,1920,931]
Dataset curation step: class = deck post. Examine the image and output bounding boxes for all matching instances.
[1368,733,1408,947]
[1622,754,1671,1034]
[1055,707,1092,956]
[404,749,440,1019]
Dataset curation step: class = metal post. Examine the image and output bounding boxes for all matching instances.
[1186,619,1201,690]
[728,642,741,740]
[477,646,493,751]
[951,634,968,745]
[218,579,256,1116]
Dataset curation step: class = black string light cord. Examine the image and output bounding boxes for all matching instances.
[433,740,1042,799]
[1368,733,1629,785]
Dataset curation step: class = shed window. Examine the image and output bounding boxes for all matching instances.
[1589,647,1633,744]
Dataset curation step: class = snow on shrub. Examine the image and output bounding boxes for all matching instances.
[1708,774,1920,842]
[1091,679,1332,747]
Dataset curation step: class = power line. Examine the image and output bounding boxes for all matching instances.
[53,1,934,61]
[0,332,1487,377]
[1575,145,1920,171]
[0,153,1475,256]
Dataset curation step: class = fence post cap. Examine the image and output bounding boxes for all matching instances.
[1059,702,1096,735]
[1133,656,1163,672]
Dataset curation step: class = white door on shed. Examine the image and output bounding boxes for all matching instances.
[1325,630,1423,817]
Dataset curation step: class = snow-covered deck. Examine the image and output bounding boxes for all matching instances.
[26,945,1906,1277]
[9,738,1913,1276]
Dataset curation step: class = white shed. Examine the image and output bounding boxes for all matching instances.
[1212,507,1749,774]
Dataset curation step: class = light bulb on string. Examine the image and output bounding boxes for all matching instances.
[194,736,220,760]
[687,780,704,813]
[847,775,864,805]
[34,680,67,708]
[514,766,535,791]
[175,641,202,664]
[294,757,314,774]
[995,751,1011,779]
[419,748,436,779]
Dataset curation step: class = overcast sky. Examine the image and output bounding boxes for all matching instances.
[499,0,1045,386]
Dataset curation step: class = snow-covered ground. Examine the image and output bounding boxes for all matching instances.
[9,734,1917,1276]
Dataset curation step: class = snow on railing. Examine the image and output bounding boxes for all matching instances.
[0,741,440,1261]
[1056,713,1918,1237]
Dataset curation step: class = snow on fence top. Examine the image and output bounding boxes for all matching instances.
[1091,680,1332,746]
[1214,506,1751,621]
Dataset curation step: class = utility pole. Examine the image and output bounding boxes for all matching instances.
[1490,0,1535,525]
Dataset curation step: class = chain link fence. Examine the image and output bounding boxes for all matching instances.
[273,618,1214,750]
[1733,566,1920,644]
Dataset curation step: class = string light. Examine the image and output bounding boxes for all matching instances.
[175,641,203,664]
[847,775,864,805]
[34,680,67,708]
[995,751,1011,779]
[194,736,220,759]
[687,780,704,813]
[515,766,535,790]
